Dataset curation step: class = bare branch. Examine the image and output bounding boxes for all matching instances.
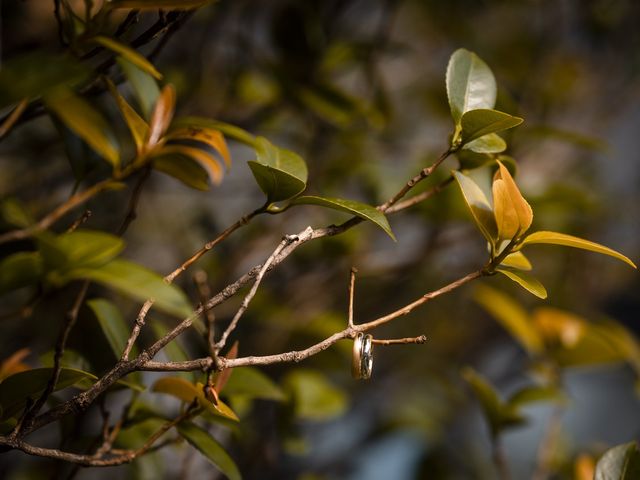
[347,267,358,328]
[372,335,427,345]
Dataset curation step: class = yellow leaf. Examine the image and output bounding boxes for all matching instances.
[500,251,532,271]
[105,79,149,155]
[195,382,239,421]
[166,127,231,169]
[152,145,223,185]
[574,454,595,480]
[147,84,176,147]
[532,308,585,348]
[492,161,532,240]
[94,36,162,80]
[152,376,199,403]
[496,266,547,299]
[453,170,497,243]
[520,231,636,268]
[0,348,30,381]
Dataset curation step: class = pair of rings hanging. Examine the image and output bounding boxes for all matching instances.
[352,332,374,379]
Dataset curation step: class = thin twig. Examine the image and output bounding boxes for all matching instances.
[0,99,28,140]
[67,210,92,233]
[194,270,217,361]
[385,176,454,214]
[372,335,427,345]
[347,267,357,328]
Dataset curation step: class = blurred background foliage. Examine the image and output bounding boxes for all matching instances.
[0,0,639,479]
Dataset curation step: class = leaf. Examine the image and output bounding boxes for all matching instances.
[282,369,347,421]
[147,84,176,147]
[453,170,497,243]
[520,231,636,268]
[214,342,238,394]
[66,259,192,318]
[105,78,149,154]
[575,454,597,480]
[460,109,523,146]
[500,251,532,271]
[496,266,548,299]
[177,422,242,480]
[291,196,395,240]
[222,367,286,402]
[44,87,120,168]
[248,137,308,202]
[532,308,586,349]
[462,133,507,153]
[39,230,125,273]
[0,349,30,381]
[0,368,96,420]
[153,153,210,191]
[595,442,640,480]
[166,126,231,169]
[0,198,33,228]
[0,52,89,108]
[109,0,212,9]
[507,386,567,408]
[87,298,134,359]
[493,161,533,240]
[0,252,43,294]
[151,145,222,185]
[117,57,160,119]
[474,285,543,354]
[171,117,256,147]
[93,36,162,80]
[446,49,497,125]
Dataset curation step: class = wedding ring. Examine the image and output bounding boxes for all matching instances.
[352,332,374,379]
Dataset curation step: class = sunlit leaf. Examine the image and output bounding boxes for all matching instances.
[595,442,640,480]
[87,298,134,359]
[105,78,149,154]
[462,133,506,153]
[520,231,636,268]
[222,367,286,401]
[94,36,162,80]
[0,368,96,420]
[446,49,497,125]
[493,161,533,240]
[453,169,497,243]
[177,422,242,480]
[147,84,176,147]
[291,196,395,240]
[66,259,192,318]
[44,87,120,168]
[575,454,596,480]
[151,145,222,185]
[496,266,547,299]
[214,342,238,394]
[172,117,256,147]
[248,137,308,202]
[474,285,543,354]
[500,251,532,270]
[166,126,231,169]
[493,178,520,241]
[460,109,523,146]
[0,252,43,294]
[38,230,125,273]
[283,369,347,421]
[532,308,586,349]
[117,57,160,119]
[153,153,210,191]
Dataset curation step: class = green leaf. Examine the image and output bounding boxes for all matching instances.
[177,422,242,480]
[248,137,308,202]
[105,79,149,154]
[109,0,212,8]
[171,117,256,147]
[117,57,160,119]
[0,252,43,294]
[446,49,497,125]
[0,52,89,108]
[595,442,640,480]
[0,368,96,420]
[496,266,548,299]
[520,231,636,269]
[460,109,523,146]
[38,230,125,273]
[44,87,120,168]
[291,196,395,240]
[94,36,162,80]
[87,298,134,359]
[66,259,192,318]
[153,153,210,191]
[0,198,33,228]
[222,367,286,402]
[282,369,347,421]
[462,133,506,153]
[453,169,497,243]
[507,385,567,408]
[473,285,543,354]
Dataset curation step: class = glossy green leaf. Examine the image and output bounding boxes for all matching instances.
[109,0,211,8]
[595,442,640,480]
[453,170,497,243]
[117,57,160,119]
[0,252,43,294]
[462,133,506,153]
[248,137,308,202]
[0,52,89,108]
[282,369,347,421]
[474,285,543,354]
[66,259,192,318]
[0,368,95,420]
[94,36,162,80]
[153,153,210,191]
[177,422,242,480]
[500,251,532,271]
[171,117,256,147]
[446,49,497,125]
[39,230,125,273]
[520,231,636,268]
[222,367,286,402]
[44,87,120,168]
[496,266,547,299]
[291,195,395,240]
[87,298,134,359]
[460,109,523,146]
[105,79,149,154]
